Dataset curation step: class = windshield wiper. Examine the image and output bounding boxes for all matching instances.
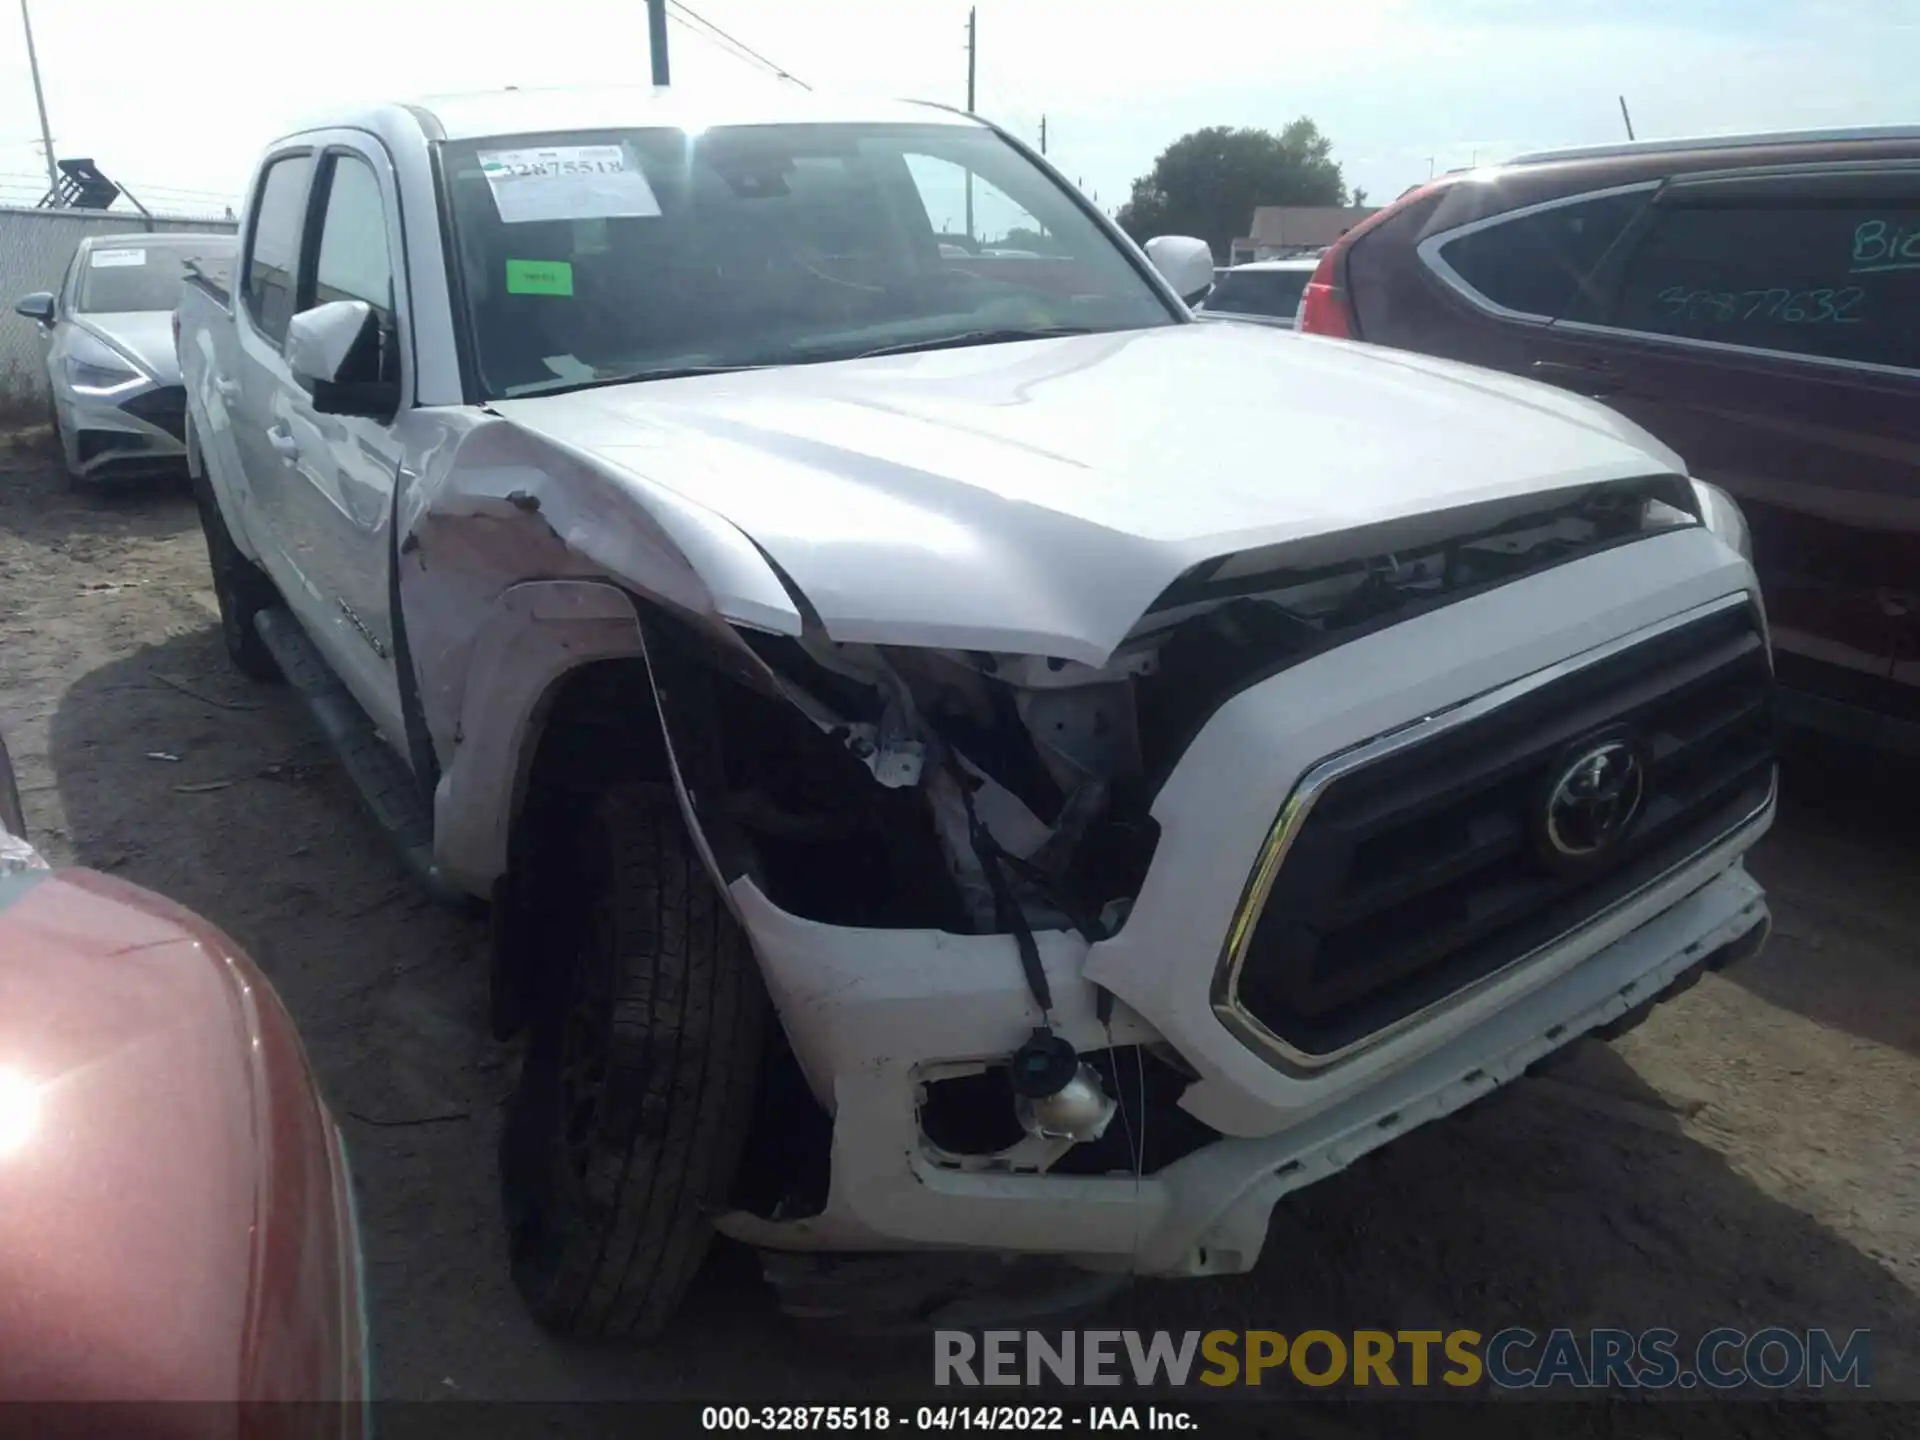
[848,325,1097,360]
[505,363,772,399]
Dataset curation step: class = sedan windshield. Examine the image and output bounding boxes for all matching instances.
[440,122,1177,398]
[1202,268,1311,319]
[77,240,235,313]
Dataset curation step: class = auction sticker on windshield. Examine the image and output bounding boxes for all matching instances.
[478,145,662,224]
[90,249,146,268]
[505,259,575,296]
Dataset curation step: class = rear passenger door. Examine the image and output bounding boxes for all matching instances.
[1554,165,1920,699]
[272,141,410,739]
[231,149,319,591]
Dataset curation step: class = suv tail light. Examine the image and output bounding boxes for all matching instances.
[1297,182,1448,341]
[1297,249,1351,338]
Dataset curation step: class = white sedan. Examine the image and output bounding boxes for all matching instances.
[13,231,236,484]
[1194,256,1320,329]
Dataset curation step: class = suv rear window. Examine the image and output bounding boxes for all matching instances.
[1601,200,1920,371]
[1436,190,1646,318]
[1204,268,1311,318]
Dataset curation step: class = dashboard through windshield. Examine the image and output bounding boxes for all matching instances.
[439,121,1178,398]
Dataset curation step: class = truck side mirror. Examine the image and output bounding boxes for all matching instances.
[1143,237,1215,306]
[13,292,55,327]
[287,300,400,421]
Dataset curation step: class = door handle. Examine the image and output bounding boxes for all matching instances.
[213,374,241,400]
[1530,359,1624,396]
[267,425,301,462]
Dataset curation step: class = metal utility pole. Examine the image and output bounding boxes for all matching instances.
[966,7,977,110]
[648,0,670,86]
[1040,115,1047,155]
[19,0,59,198]
[1619,95,1636,140]
[964,6,977,241]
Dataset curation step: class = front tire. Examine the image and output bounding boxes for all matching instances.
[189,453,282,683]
[501,782,767,1340]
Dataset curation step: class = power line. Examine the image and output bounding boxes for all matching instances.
[667,2,811,90]
[0,173,237,205]
[665,11,766,81]
[668,1,804,86]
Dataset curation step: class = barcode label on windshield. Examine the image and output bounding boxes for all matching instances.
[477,145,662,224]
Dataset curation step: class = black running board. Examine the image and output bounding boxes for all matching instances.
[253,607,470,909]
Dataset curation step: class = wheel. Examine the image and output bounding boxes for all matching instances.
[501,782,768,1340]
[189,457,282,683]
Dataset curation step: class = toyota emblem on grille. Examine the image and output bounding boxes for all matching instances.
[1542,739,1646,860]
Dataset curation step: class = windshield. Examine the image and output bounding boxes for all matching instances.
[440,122,1176,398]
[76,240,235,313]
[1201,268,1311,318]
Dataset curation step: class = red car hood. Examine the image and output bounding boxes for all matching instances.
[0,865,363,1416]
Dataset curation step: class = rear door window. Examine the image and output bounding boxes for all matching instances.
[241,153,315,344]
[1203,268,1312,317]
[1590,182,1920,372]
[1433,189,1648,319]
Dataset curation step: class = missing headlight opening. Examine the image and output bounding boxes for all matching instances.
[658,475,1704,948]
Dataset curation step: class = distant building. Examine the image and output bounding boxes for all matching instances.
[1228,205,1381,266]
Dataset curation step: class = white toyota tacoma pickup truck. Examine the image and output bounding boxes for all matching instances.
[177,85,1777,1339]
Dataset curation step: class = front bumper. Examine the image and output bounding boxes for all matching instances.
[58,379,188,480]
[718,839,1767,1275]
[716,531,1773,1273]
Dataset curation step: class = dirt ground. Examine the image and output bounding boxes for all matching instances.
[1,426,1915,1429]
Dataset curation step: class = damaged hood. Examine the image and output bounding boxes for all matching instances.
[488,322,1687,665]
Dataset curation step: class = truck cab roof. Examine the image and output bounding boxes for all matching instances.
[279,85,980,148]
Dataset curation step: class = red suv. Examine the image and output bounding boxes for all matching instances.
[1299,126,1920,754]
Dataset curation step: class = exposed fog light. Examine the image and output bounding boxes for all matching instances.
[1010,1029,1117,1144]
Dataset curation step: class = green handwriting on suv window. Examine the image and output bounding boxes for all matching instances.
[1850,219,1920,274]
[1654,286,1865,325]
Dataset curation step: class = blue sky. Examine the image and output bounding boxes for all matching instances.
[2,1,1916,218]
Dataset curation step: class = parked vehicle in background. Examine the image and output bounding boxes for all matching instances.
[1195,258,1320,329]
[0,728,367,1414]
[180,84,1773,1340]
[12,232,238,485]
[1297,125,1920,754]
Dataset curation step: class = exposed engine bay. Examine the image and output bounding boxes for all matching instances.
[695,475,1702,947]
